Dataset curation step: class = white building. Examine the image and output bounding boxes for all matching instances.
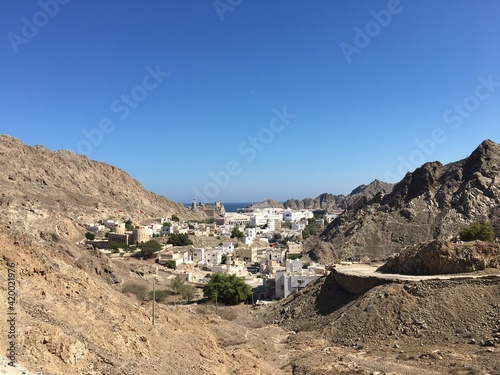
[205,249,222,266]
[222,242,234,253]
[275,267,318,298]
[191,247,205,264]
[283,209,313,222]
[291,222,306,231]
[86,224,105,232]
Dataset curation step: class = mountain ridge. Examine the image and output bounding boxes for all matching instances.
[314,139,500,263]
[246,179,395,211]
[0,135,204,243]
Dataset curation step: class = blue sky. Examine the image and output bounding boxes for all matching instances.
[1,1,499,203]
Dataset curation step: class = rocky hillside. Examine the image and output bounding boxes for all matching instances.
[0,135,204,242]
[283,180,394,211]
[316,140,500,262]
[378,239,500,275]
[0,225,288,375]
[265,272,500,374]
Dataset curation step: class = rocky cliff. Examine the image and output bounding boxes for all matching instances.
[0,135,204,242]
[283,179,394,211]
[315,140,500,262]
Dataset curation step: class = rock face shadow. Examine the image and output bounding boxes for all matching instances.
[314,273,358,316]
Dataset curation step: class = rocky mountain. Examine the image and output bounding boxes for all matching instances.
[283,179,394,211]
[315,139,500,262]
[0,135,204,242]
[246,180,394,211]
[246,199,284,209]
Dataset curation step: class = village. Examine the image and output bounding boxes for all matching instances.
[83,202,343,300]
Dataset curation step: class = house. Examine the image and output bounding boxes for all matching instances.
[205,249,222,266]
[274,269,317,298]
[286,242,303,255]
[236,247,257,263]
[222,242,234,253]
[177,272,194,283]
[157,250,191,266]
[191,247,205,264]
[86,223,105,232]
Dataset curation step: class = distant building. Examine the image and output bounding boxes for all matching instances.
[199,201,225,217]
[108,224,150,245]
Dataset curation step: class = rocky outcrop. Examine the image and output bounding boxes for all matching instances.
[0,135,204,242]
[283,179,394,211]
[317,140,500,262]
[378,239,500,275]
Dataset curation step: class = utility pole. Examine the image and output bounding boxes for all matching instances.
[152,279,156,326]
[215,291,218,315]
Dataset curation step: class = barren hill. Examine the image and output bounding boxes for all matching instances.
[0,225,288,375]
[283,179,394,211]
[0,135,204,242]
[316,140,500,262]
[265,272,500,374]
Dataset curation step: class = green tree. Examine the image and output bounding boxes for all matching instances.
[171,214,180,222]
[302,218,318,240]
[85,232,95,241]
[230,227,244,240]
[167,233,193,246]
[459,222,495,242]
[124,219,133,231]
[313,209,327,219]
[137,240,162,258]
[203,273,252,305]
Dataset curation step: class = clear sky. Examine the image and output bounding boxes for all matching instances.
[1,1,499,203]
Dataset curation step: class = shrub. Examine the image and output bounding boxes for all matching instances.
[148,290,170,302]
[164,260,177,270]
[122,283,148,301]
[169,277,198,302]
[459,222,495,242]
[85,232,95,240]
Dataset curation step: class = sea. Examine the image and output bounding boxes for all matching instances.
[184,202,253,213]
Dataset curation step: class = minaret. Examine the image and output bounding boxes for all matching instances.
[226,254,232,274]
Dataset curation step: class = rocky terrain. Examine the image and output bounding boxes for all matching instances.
[0,225,289,375]
[379,239,500,275]
[2,135,500,375]
[265,271,500,374]
[0,135,204,243]
[316,140,500,263]
[283,179,395,211]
